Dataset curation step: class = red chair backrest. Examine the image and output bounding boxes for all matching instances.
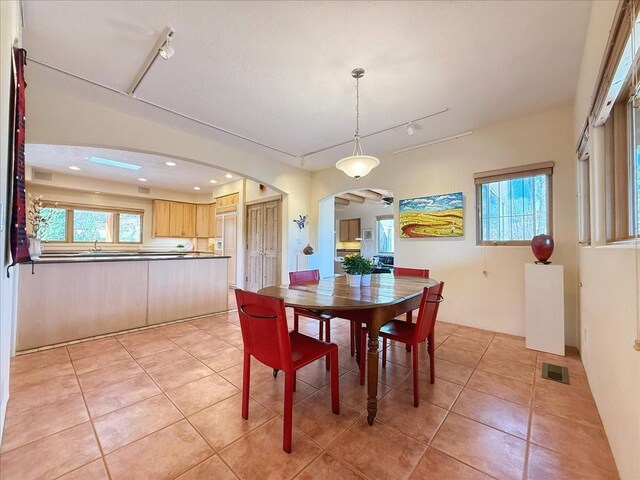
[289,269,320,285]
[394,267,430,278]
[234,289,293,372]
[413,282,445,343]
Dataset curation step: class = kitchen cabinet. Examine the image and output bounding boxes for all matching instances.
[207,202,217,237]
[339,218,361,242]
[216,193,239,213]
[196,204,209,238]
[169,201,185,237]
[152,200,171,237]
[183,203,196,237]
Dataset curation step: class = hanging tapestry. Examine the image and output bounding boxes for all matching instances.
[7,47,30,275]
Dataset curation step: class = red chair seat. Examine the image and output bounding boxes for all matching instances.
[379,319,416,344]
[290,331,335,369]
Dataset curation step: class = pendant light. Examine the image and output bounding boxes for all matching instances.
[335,68,380,179]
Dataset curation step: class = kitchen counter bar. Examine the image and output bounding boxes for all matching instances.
[32,253,229,264]
[17,256,229,350]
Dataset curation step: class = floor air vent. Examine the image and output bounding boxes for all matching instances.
[541,363,569,384]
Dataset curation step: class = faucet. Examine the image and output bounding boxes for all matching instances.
[90,240,102,252]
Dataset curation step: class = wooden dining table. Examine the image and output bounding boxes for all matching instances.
[258,273,439,425]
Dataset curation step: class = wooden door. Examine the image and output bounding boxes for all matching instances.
[224,214,237,286]
[262,201,280,288]
[183,204,196,238]
[339,219,349,242]
[196,204,209,238]
[348,218,361,241]
[153,200,171,237]
[245,204,263,292]
[169,202,184,237]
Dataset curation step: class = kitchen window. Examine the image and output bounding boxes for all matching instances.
[38,203,143,244]
[475,162,554,245]
[376,215,394,253]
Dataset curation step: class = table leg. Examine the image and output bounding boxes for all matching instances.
[366,327,379,425]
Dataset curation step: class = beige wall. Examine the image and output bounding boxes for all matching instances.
[25,76,312,285]
[311,105,578,344]
[573,2,640,478]
[0,0,22,441]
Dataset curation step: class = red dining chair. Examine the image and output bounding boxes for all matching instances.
[359,282,444,407]
[393,267,430,352]
[289,270,356,367]
[235,289,340,453]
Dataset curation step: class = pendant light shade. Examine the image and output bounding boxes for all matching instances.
[336,68,380,179]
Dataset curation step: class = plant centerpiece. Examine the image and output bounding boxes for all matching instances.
[27,194,57,258]
[342,254,374,287]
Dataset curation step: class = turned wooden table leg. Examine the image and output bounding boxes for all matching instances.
[354,322,362,365]
[366,327,380,425]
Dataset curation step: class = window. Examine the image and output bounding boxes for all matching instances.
[474,162,553,245]
[37,206,67,242]
[38,203,143,244]
[376,216,394,253]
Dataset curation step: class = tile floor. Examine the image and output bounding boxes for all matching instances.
[0,305,619,480]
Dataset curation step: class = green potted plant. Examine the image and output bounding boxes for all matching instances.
[343,254,374,287]
[360,257,374,286]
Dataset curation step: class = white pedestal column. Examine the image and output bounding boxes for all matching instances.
[525,263,565,356]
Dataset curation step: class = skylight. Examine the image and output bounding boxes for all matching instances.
[89,156,142,171]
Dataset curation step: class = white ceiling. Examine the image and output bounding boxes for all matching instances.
[26,145,241,193]
[23,1,591,171]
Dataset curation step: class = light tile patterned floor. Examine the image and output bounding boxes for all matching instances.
[0,307,619,479]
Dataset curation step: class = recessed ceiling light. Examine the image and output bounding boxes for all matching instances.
[193,186,201,191]
[209,179,218,184]
[69,166,80,171]
[225,173,234,179]
[138,178,147,182]
[165,161,176,167]
[89,156,141,170]
[94,191,101,194]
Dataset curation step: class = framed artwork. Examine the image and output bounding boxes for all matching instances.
[361,228,373,241]
[399,192,464,238]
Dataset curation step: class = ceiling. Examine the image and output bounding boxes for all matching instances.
[26,145,241,193]
[23,1,591,171]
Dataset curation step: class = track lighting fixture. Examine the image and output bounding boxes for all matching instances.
[159,33,175,60]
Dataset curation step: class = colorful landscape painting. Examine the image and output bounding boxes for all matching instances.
[399,192,464,238]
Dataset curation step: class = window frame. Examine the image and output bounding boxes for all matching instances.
[474,162,554,246]
[376,215,394,254]
[41,202,144,245]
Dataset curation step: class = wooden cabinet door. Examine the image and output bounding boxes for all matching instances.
[153,200,171,237]
[183,203,196,238]
[207,204,216,237]
[169,202,184,237]
[224,214,237,286]
[196,204,209,238]
[214,216,223,238]
[339,219,349,242]
[348,218,361,241]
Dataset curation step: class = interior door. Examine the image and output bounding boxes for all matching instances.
[262,201,280,288]
[224,213,237,286]
[245,204,263,292]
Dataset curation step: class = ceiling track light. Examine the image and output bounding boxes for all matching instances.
[127,27,175,96]
[158,33,175,60]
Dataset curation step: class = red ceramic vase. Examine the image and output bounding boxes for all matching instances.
[531,234,554,264]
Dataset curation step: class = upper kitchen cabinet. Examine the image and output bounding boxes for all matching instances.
[196,204,210,238]
[339,218,361,242]
[215,193,239,213]
[183,203,197,237]
[152,200,171,237]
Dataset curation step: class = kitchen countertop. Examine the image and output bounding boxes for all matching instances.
[31,252,230,264]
